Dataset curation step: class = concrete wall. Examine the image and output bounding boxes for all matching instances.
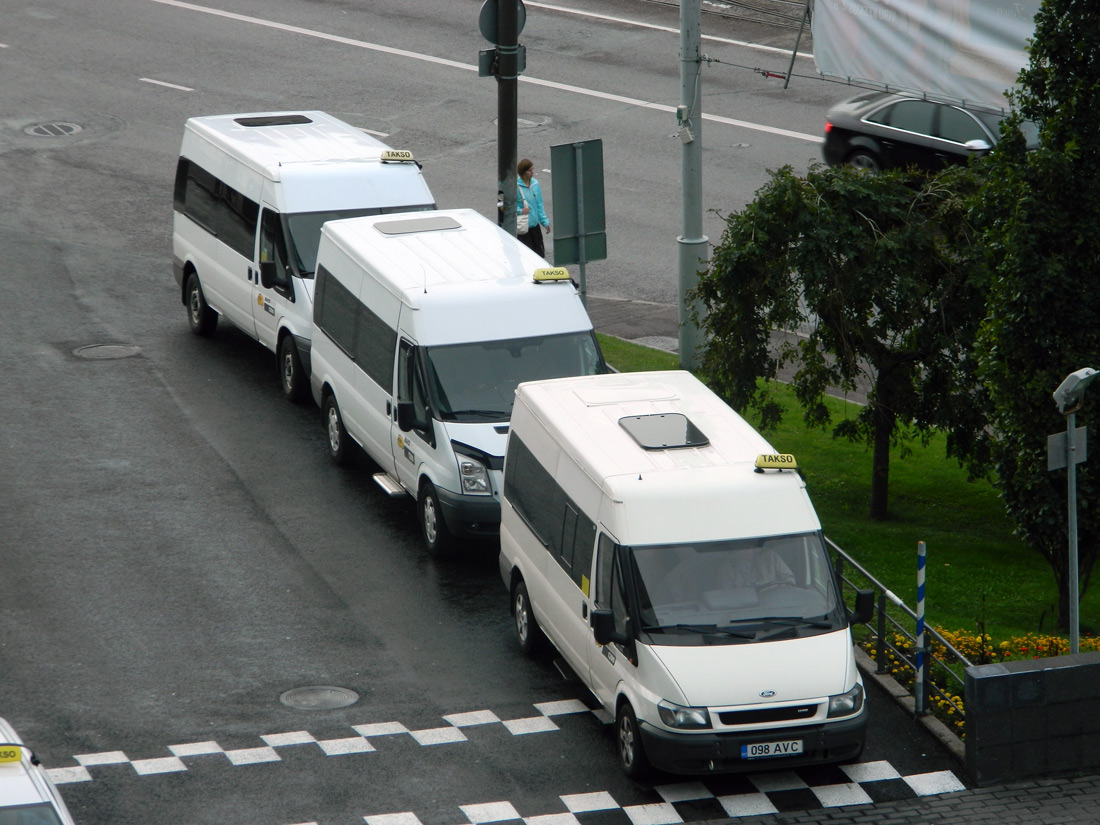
[965,650,1100,786]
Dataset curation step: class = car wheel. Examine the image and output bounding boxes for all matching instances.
[616,702,652,780]
[513,580,543,655]
[278,335,307,403]
[185,273,217,336]
[419,481,454,557]
[846,150,881,173]
[323,393,353,466]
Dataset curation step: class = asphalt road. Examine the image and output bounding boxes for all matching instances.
[0,2,963,824]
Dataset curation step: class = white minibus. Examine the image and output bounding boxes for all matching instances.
[172,111,435,401]
[309,208,606,555]
[500,371,873,777]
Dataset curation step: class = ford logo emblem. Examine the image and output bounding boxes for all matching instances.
[760,690,776,698]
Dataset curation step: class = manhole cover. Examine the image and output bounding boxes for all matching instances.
[73,344,142,360]
[280,686,359,710]
[24,122,83,137]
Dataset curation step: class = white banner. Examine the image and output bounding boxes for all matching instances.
[812,0,1041,111]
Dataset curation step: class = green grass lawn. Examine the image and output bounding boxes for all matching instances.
[596,333,1100,643]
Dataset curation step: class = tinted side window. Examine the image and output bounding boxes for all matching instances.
[354,302,397,389]
[176,157,259,259]
[870,100,936,136]
[220,185,259,259]
[938,107,989,144]
[314,264,358,355]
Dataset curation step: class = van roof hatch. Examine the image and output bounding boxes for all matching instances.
[619,413,708,451]
[234,114,314,127]
[375,215,462,235]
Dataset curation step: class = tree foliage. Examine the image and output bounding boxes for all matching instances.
[969,0,1100,629]
[692,163,987,519]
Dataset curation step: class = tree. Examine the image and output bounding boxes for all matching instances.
[692,163,987,519]
[969,0,1100,630]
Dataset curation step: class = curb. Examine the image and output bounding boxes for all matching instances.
[854,646,966,766]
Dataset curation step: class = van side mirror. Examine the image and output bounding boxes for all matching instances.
[396,401,417,432]
[850,589,874,625]
[259,261,277,289]
[591,609,629,647]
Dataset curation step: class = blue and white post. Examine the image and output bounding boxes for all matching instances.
[915,540,927,716]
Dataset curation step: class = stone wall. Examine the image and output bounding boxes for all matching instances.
[965,651,1100,786]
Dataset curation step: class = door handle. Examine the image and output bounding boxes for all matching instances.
[582,603,588,620]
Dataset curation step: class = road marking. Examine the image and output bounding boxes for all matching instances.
[140,77,193,91]
[526,1,814,60]
[144,0,821,144]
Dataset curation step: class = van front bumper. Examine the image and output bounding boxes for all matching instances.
[639,712,867,775]
[435,487,501,539]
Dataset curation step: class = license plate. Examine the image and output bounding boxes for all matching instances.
[741,739,804,759]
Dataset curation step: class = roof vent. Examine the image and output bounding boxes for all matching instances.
[235,114,313,127]
[375,215,462,235]
[619,413,708,450]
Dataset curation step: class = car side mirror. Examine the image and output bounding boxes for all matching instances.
[964,139,992,153]
[259,260,277,289]
[592,609,630,647]
[850,589,874,625]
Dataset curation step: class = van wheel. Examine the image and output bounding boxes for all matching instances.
[278,335,307,403]
[323,394,353,466]
[418,481,454,557]
[616,702,652,780]
[513,580,543,655]
[185,273,217,336]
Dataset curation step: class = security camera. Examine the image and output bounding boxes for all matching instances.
[1054,367,1099,415]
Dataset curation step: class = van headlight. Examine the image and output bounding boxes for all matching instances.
[657,701,711,729]
[458,456,491,495]
[827,684,864,718]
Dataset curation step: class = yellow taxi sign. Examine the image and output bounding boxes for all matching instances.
[380,149,415,163]
[0,745,23,763]
[533,267,570,283]
[755,453,798,471]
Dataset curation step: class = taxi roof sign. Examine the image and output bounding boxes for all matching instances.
[0,744,23,763]
[533,267,570,283]
[754,453,797,471]
[379,149,416,163]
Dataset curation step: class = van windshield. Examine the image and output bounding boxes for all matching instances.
[286,204,434,277]
[424,332,605,423]
[626,532,846,645]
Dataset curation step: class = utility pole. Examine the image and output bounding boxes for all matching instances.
[678,0,707,370]
[497,1,519,236]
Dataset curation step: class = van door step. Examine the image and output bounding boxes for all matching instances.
[373,472,406,498]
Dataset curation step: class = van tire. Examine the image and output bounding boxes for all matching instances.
[616,702,652,780]
[323,394,353,466]
[278,335,307,403]
[419,482,454,557]
[512,580,542,655]
[185,273,217,336]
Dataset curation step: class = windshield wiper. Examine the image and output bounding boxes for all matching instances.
[447,409,509,418]
[642,623,755,640]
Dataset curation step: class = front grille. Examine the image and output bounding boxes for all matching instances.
[718,704,818,726]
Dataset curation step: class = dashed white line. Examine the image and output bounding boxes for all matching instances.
[140,77,193,91]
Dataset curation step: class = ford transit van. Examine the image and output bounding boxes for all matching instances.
[500,371,873,777]
[172,111,435,401]
[309,208,606,555]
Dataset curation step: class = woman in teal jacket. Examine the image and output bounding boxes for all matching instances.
[517,158,550,258]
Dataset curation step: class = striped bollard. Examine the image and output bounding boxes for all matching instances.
[915,540,927,716]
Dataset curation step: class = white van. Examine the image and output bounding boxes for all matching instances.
[172,111,435,401]
[499,371,873,777]
[309,208,606,555]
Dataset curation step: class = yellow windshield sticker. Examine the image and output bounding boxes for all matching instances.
[581,575,590,598]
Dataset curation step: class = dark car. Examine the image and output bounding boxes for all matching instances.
[822,91,1026,172]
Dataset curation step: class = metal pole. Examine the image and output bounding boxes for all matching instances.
[497,0,519,237]
[678,0,708,370]
[1067,411,1080,654]
[783,2,810,90]
[915,541,927,716]
[574,143,587,306]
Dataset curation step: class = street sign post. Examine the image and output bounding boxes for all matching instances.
[550,138,606,306]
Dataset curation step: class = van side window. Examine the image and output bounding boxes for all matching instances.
[354,302,397,389]
[174,157,259,259]
[259,209,293,290]
[595,534,629,636]
[314,264,358,356]
[506,435,596,593]
[398,341,433,436]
